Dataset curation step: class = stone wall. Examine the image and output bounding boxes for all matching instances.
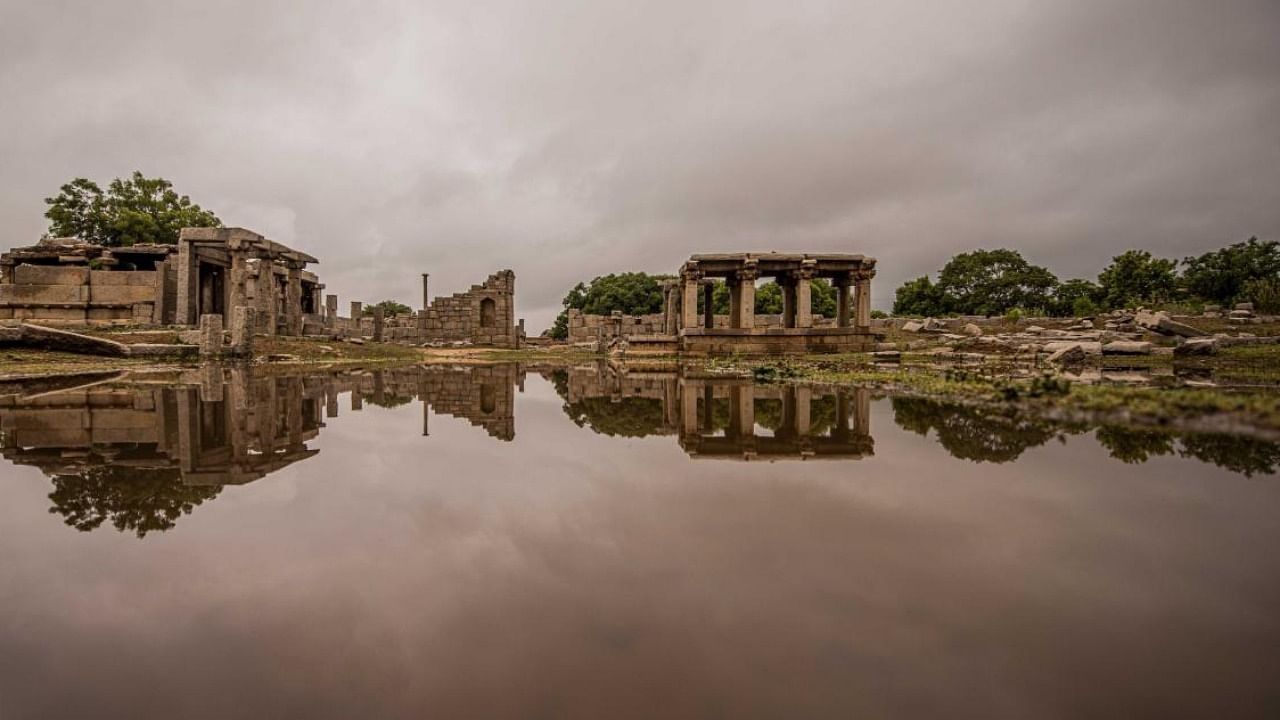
[419,270,519,348]
[0,264,170,324]
[566,309,835,343]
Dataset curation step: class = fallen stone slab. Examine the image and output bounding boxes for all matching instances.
[900,320,924,333]
[1047,344,1088,365]
[1102,341,1153,355]
[1135,311,1208,338]
[962,323,983,337]
[1174,338,1218,356]
[17,323,130,357]
[870,350,901,361]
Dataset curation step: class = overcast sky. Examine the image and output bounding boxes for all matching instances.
[1,0,1277,329]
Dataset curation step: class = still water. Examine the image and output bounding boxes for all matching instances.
[1,363,1277,719]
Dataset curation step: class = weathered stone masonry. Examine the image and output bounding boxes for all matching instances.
[417,270,519,348]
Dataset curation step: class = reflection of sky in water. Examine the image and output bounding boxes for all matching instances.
[0,366,1277,719]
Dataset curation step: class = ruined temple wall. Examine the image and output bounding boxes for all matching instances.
[0,265,165,325]
[420,270,518,348]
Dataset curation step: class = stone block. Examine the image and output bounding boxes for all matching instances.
[90,284,156,304]
[13,265,90,286]
[89,270,157,287]
[0,283,90,303]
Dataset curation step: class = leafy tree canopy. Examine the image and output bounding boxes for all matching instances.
[892,275,946,316]
[935,249,1058,316]
[549,272,670,339]
[364,300,413,317]
[1181,237,1280,305]
[1097,250,1179,309]
[44,171,221,246]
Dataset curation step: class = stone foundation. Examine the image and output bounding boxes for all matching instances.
[679,327,878,355]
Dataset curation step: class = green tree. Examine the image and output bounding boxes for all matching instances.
[934,249,1057,316]
[364,300,413,317]
[892,275,946,316]
[548,272,669,339]
[1181,237,1280,305]
[1051,278,1103,317]
[1096,250,1178,309]
[43,178,109,243]
[44,171,221,246]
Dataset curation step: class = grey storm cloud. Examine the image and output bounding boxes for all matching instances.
[1,0,1277,330]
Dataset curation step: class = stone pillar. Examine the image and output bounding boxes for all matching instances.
[730,384,755,440]
[326,294,338,320]
[285,265,302,336]
[732,265,758,330]
[851,386,871,436]
[795,386,812,435]
[226,253,246,318]
[326,391,339,419]
[662,282,679,335]
[175,238,198,326]
[351,391,363,411]
[835,274,852,328]
[795,261,815,329]
[855,269,875,330]
[229,306,256,357]
[350,301,362,320]
[681,380,700,435]
[258,264,277,335]
[372,306,385,342]
[702,281,714,329]
[422,273,430,311]
[680,264,701,332]
[198,314,223,358]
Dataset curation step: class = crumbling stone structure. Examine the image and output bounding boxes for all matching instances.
[0,369,323,489]
[418,270,519,348]
[0,238,177,324]
[176,227,322,336]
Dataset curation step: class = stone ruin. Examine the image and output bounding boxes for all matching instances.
[0,227,524,353]
[566,252,880,355]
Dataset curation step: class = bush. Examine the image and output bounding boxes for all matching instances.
[1241,276,1280,314]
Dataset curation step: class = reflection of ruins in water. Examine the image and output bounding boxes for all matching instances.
[553,364,874,461]
[0,364,525,536]
[5,361,1273,539]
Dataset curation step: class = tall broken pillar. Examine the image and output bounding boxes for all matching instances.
[422,273,430,311]
[325,294,338,321]
[372,306,385,342]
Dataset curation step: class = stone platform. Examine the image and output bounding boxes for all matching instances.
[680,327,879,355]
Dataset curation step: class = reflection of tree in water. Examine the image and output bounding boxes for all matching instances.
[48,466,222,538]
[563,397,667,437]
[1095,426,1278,476]
[365,393,413,409]
[1179,434,1280,478]
[1095,427,1176,464]
[892,397,1064,463]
